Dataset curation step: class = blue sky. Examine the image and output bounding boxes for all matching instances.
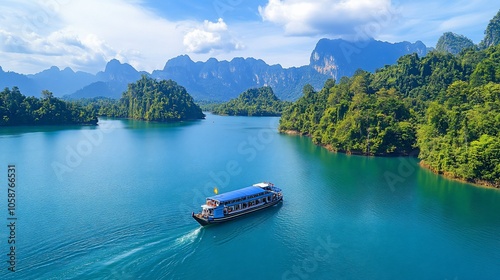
[0,0,498,74]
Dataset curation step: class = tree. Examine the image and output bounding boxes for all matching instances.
[118,75,205,121]
[279,39,500,187]
[0,88,97,126]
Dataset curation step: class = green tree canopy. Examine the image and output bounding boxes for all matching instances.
[0,87,97,126]
[280,44,500,187]
[212,86,290,116]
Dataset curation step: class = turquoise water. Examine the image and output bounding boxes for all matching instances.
[0,114,499,279]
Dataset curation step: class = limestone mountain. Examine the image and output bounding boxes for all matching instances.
[2,39,429,101]
[309,38,427,79]
[69,59,147,99]
[151,55,327,101]
[435,32,475,54]
[480,9,500,49]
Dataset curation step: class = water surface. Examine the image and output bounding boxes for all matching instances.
[0,114,499,279]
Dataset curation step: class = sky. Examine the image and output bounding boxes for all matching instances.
[0,0,498,74]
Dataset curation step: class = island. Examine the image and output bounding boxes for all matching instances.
[279,44,500,188]
[0,87,97,126]
[212,86,289,116]
[87,75,205,122]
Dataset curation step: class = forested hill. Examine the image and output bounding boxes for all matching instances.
[435,32,475,55]
[0,87,97,126]
[480,9,500,49]
[94,76,205,122]
[212,86,289,116]
[279,44,500,188]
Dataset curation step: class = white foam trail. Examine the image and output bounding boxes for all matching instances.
[104,247,144,266]
[103,236,173,266]
[181,249,196,264]
[103,227,202,268]
[175,227,201,245]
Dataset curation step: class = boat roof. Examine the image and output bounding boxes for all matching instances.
[253,182,271,188]
[208,186,265,203]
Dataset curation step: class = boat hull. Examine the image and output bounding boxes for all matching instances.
[192,197,283,226]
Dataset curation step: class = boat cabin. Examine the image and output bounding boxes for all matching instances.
[200,183,282,219]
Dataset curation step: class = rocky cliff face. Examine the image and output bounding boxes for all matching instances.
[435,32,475,55]
[151,56,328,101]
[480,9,500,49]
[69,59,148,99]
[309,38,427,79]
[2,39,429,101]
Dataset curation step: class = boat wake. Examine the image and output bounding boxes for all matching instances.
[175,227,202,245]
[95,226,204,279]
[104,247,144,266]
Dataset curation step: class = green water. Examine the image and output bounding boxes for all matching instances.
[0,114,498,279]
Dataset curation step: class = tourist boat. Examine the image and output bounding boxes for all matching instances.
[192,182,283,226]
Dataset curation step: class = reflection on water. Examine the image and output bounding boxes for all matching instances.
[0,114,499,280]
[0,123,96,137]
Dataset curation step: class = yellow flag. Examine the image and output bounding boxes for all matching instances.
[214,187,218,194]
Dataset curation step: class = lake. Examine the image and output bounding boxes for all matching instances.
[0,113,499,279]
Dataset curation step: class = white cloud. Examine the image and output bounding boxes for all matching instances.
[183,18,244,54]
[0,0,186,74]
[377,0,499,47]
[0,0,498,74]
[258,0,396,38]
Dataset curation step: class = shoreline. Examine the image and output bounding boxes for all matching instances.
[419,161,499,189]
[279,130,416,157]
[280,129,499,190]
[0,121,97,127]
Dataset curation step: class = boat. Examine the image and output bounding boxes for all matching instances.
[192,182,283,226]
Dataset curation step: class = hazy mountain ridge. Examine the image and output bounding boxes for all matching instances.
[435,32,475,55]
[3,8,500,102]
[1,38,430,101]
[0,66,38,96]
[68,59,149,99]
[310,38,428,78]
[151,55,328,101]
[34,66,98,96]
[480,10,500,49]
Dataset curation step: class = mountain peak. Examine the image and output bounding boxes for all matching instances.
[104,59,124,72]
[206,57,219,64]
[480,9,500,49]
[163,55,194,70]
[435,32,475,54]
[102,59,138,76]
[62,67,75,73]
[309,38,427,78]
